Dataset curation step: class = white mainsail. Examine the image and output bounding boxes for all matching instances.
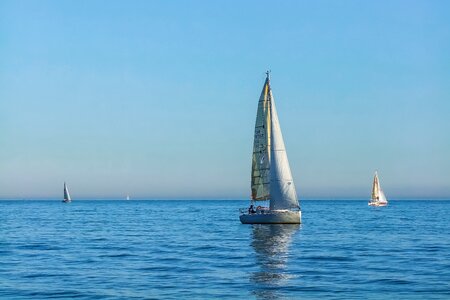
[64,182,71,202]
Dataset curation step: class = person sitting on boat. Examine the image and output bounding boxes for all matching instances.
[256,206,269,214]
[248,205,256,214]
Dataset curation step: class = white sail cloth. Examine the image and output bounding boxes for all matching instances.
[370,171,388,204]
[378,190,387,204]
[64,183,71,201]
[268,89,299,210]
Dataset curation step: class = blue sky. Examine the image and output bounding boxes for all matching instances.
[1,0,449,199]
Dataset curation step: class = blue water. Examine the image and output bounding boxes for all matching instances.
[0,200,449,299]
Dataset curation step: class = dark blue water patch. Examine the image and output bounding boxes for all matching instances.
[301,254,357,262]
[0,200,449,299]
[15,243,65,251]
[97,253,137,258]
[22,273,73,279]
[368,278,416,285]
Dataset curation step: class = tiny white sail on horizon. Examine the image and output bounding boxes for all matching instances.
[63,182,72,203]
[369,171,388,206]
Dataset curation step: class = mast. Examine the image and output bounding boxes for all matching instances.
[268,76,299,210]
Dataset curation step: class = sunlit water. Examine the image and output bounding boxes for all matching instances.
[0,200,449,299]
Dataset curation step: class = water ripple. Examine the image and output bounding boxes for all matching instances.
[0,200,449,299]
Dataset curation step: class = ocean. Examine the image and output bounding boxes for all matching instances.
[0,200,449,299]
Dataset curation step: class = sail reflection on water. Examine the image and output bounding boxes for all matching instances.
[250,224,299,299]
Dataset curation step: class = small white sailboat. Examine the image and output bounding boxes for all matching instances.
[240,72,301,224]
[126,195,130,201]
[63,182,72,203]
[368,171,388,206]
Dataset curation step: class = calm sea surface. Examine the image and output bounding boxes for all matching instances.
[0,200,449,299]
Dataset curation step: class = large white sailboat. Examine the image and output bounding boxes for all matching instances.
[368,171,388,206]
[240,72,301,224]
[63,182,72,203]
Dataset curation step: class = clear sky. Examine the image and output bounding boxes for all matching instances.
[1,0,449,199]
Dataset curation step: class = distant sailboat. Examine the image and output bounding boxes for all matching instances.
[126,195,130,201]
[63,182,72,203]
[240,72,301,224]
[369,171,388,206]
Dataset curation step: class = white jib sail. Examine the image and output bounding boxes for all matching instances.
[268,86,299,211]
[377,175,387,203]
[251,76,271,201]
[64,183,71,201]
[379,190,387,204]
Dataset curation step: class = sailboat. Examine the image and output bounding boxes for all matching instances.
[126,195,130,201]
[63,182,72,203]
[240,72,301,224]
[368,171,388,206]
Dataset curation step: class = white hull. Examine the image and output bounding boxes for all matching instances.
[240,210,301,224]
[368,202,387,207]
[62,200,71,203]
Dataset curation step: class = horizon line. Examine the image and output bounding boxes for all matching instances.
[1,198,450,201]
